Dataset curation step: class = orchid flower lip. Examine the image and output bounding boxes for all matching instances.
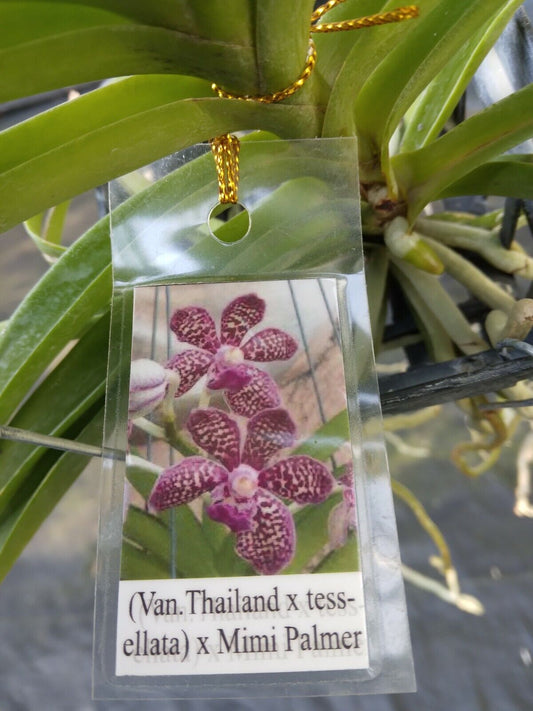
[229,464,259,499]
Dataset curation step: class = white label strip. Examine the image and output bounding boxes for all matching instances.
[116,572,368,676]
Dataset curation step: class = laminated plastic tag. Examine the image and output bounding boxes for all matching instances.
[94,136,415,699]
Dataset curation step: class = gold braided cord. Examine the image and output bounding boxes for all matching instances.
[310,0,341,25]
[312,5,419,33]
[212,3,417,103]
[210,133,240,204]
[210,1,418,203]
[212,41,317,104]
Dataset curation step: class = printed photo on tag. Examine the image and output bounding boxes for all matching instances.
[118,279,369,676]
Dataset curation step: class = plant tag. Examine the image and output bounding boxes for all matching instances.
[94,137,415,699]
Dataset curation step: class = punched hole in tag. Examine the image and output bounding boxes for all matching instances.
[208,201,251,245]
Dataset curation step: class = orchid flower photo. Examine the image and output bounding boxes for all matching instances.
[122,279,360,579]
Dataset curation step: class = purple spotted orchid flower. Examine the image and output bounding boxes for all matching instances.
[149,407,335,574]
[166,293,298,417]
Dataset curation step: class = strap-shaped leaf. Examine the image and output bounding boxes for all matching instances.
[0,1,257,101]
[0,406,104,584]
[0,75,319,233]
[0,313,109,504]
[253,0,313,94]
[322,0,441,150]
[438,156,533,201]
[314,0,388,88]
[353,0,510,180]
[399,0,523,152]
[393,83,533,219]
[0,218,111,422]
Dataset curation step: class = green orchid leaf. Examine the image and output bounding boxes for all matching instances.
[294,410,350,461]
[313,0,389,89]
[23,201,71,262]
[394,83,533,219]
[47,0,254,37]
[438,155,533,200]
[0,75,319,233]
[216,533,255,577]
[283,493,343,574]
[123,506,172,563]
[171,504,220,578]
[322,0,442,148]
[364,245,389,348]
[0,406,105,584]
[0,1,258,101]
[314,534,359,573]
[126,457,160,500]
[0,312,109,514]
[200,507,230,555]
[0,217,111,423]
[353,0,511,181]
[253,0,312,94]
[399,0,522,152]
[121,541,171,580]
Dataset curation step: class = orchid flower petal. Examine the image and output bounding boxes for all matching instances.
[166,349,213,396]
[236,489,295,574]
[242,408,296,471]
[187,408,241,471]
[225,366,281,418]
[149,457,227,511]
[241,328,298,362]
[170,306,220,353]
[220,293,265,346]
[259,455,335,504]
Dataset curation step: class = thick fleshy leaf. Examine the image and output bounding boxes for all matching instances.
[242,408,296,471]
[438,156,533,201]
[0,75,319,233]
[225,366,281,418]
[166,349,214,396]
[169,306,220,353]
[0,2,257,102]
[236,489,295,575]
[354,0,510,178]
[322,0,442,152]
[220,293,265,347]
[241,328,298,362]
[393,83,533,220]
[187,408,241,471]
[148,457,227,511]
[399,0,522,152]
[259,455,335,504]
[0,407,104,584]
[0,217,110,423]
